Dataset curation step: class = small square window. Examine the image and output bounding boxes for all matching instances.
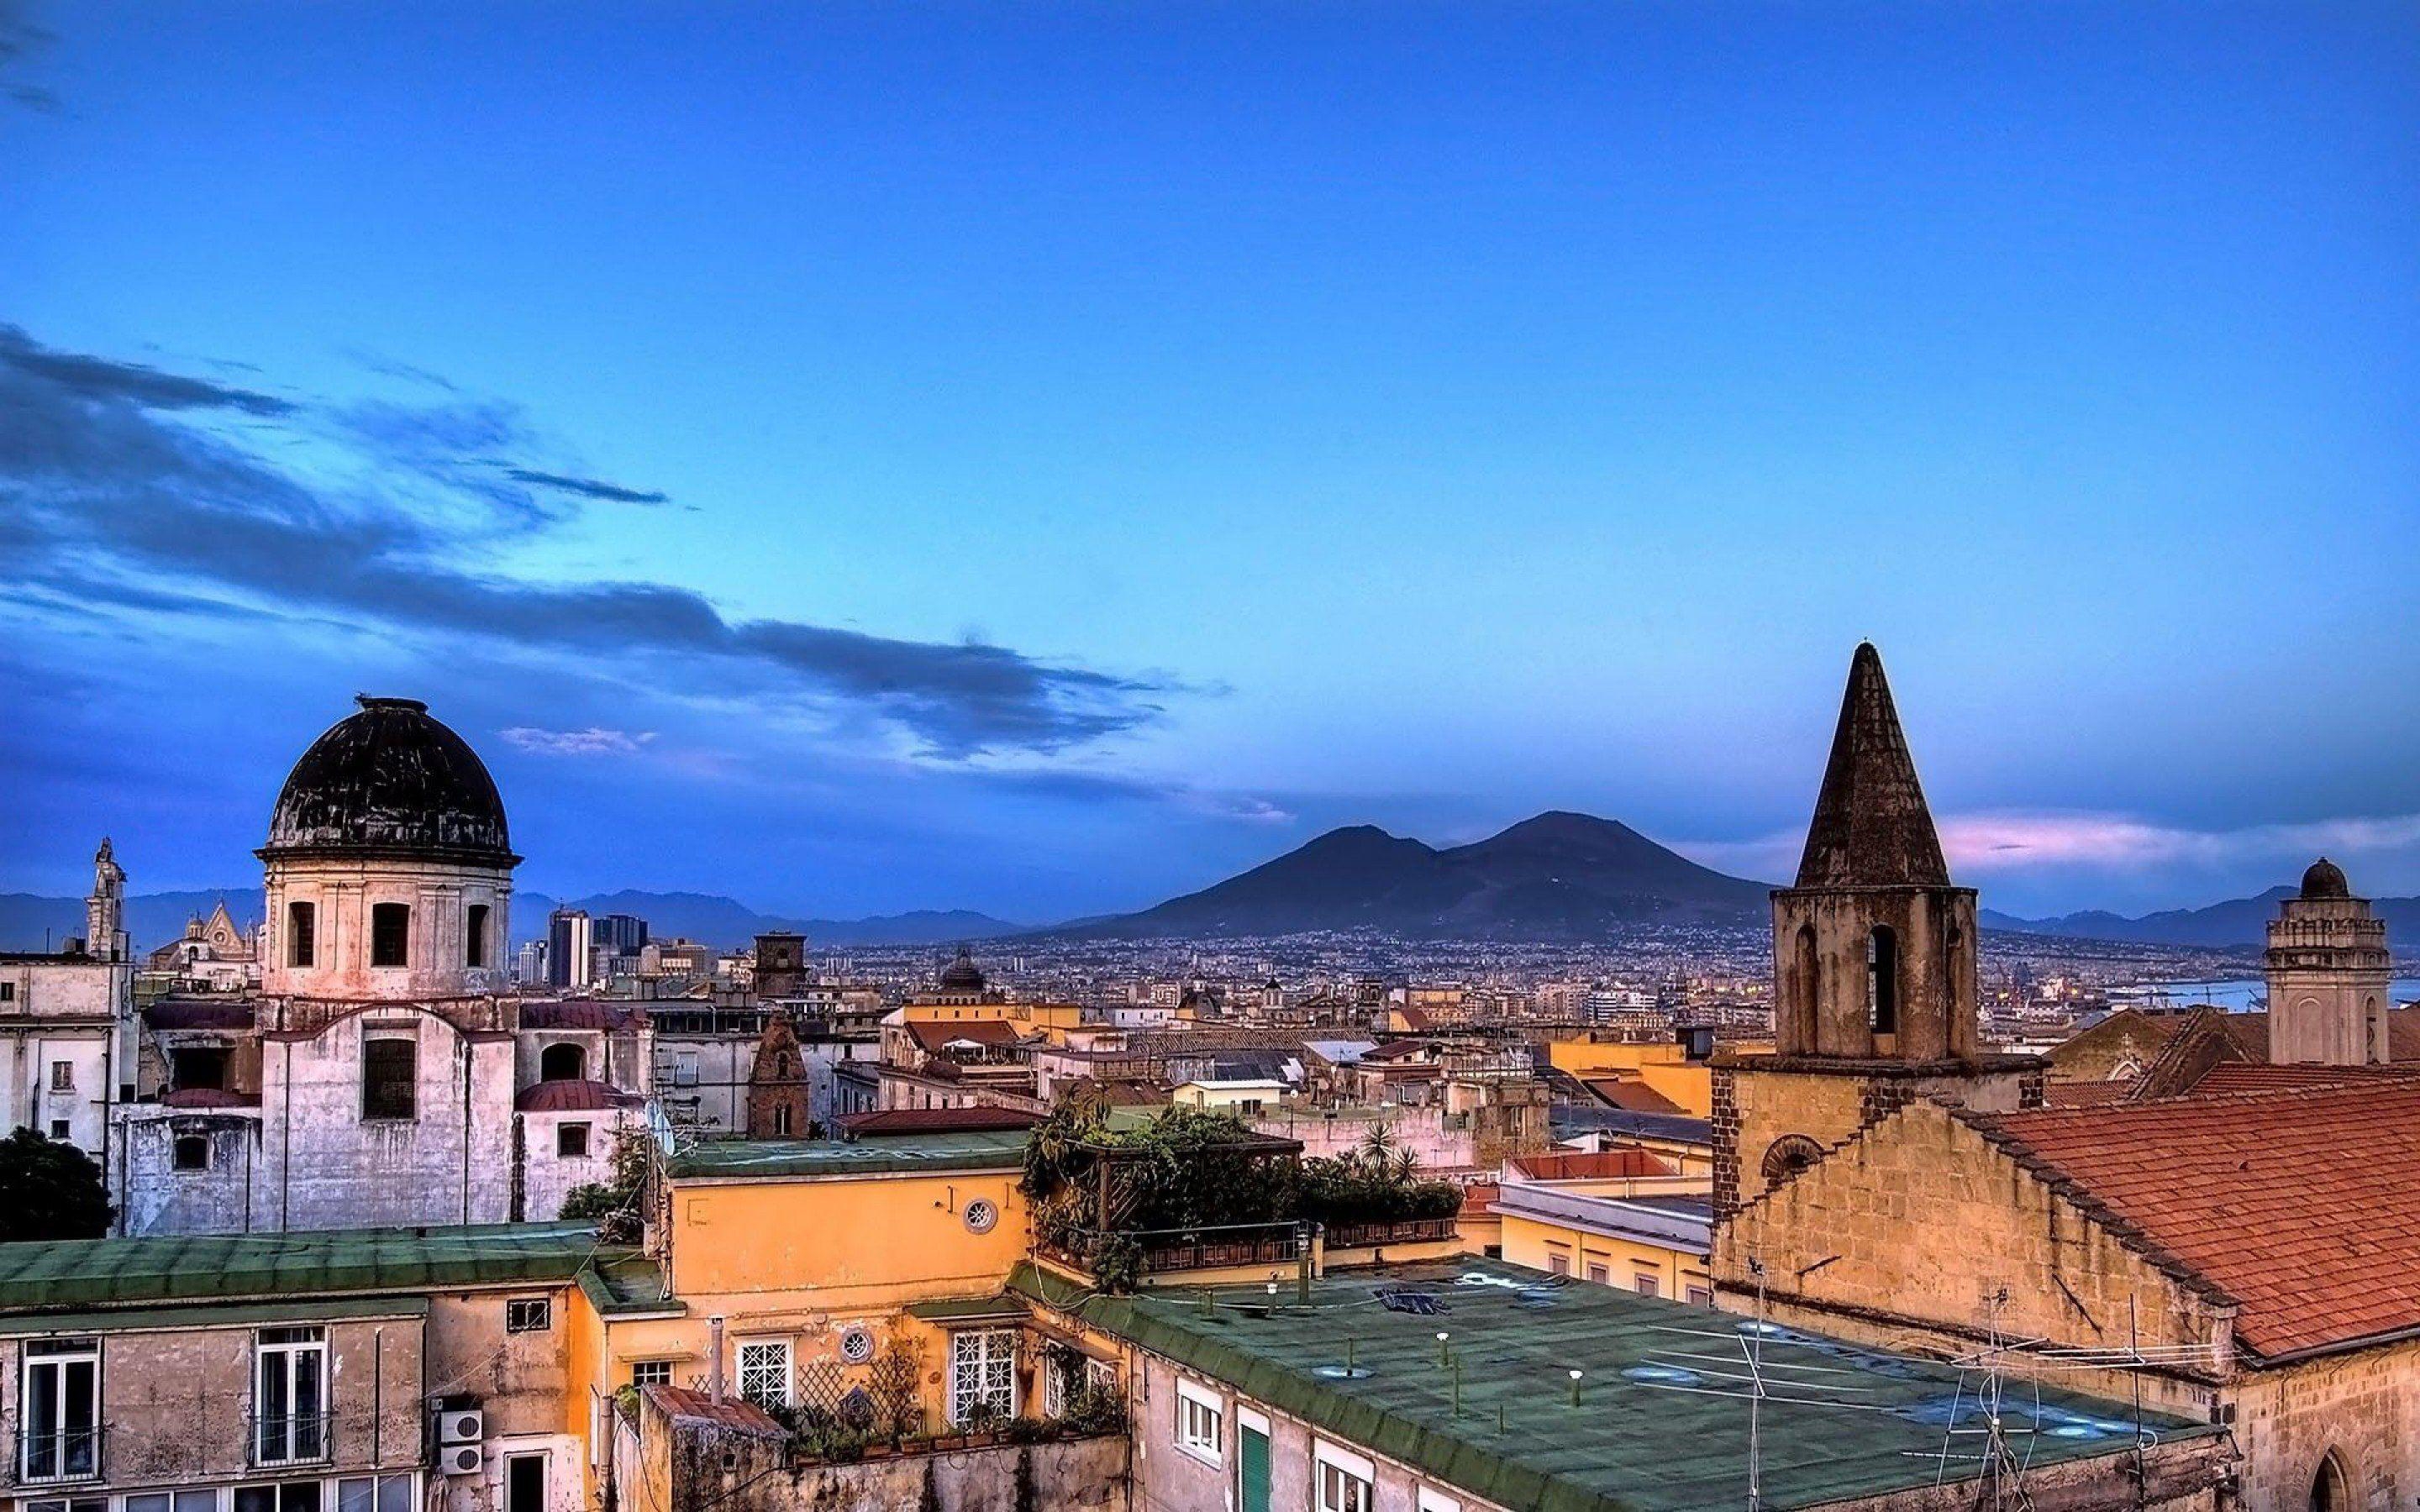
[1585,1263,1608,1284]
[174,1135,211,1171]
[0,982,15,1002]
[1634,1273,1660,1298]
[631,1360,673,1387]
[506,1298,552,1333]
[556,1123,591,1158]
[1686,1285,1714,1307]
[48,1119,70,1140]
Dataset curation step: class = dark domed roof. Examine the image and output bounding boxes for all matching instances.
[2301,857,2350,900]
[260,696,517,866]
[939,947,986,992]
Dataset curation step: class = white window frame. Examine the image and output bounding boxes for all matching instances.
[1314,1441,1376,1512]
[735,1338,792,1409]
[18,1339,100,1484]
[1175,1377,1223,1466]
[334,1472,415,1512]
[505,1297,552,1333]
[253,1326,329,1467]
[629,1360,674,1388]
[1418,1488,1462,1512]
[947,1328,1017,1425]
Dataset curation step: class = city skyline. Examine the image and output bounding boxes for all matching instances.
[7,1,2418,918]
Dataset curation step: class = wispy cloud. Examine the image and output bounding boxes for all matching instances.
[503,468,671,506]
[1681,808,2420,890]
[0,0,58,114]
[500,726,660,757]
[0,323,1189,757]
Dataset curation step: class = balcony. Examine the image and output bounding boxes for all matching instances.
[249,1412,334,1468]
[1319,1215,1460,1250]
[13,1425,105,1487]
[1041,1221,1310,1282]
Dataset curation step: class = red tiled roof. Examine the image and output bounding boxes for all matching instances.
[1507,1147,1678,1182]
[1461,1181,1502,1215]
[160,1088,261,1109]
[1360,1041,1427,1062]
[907,1019,1022,1053]
[644,1384,784,1436]
[839,1106,1043,1136]
[519,1001,636,1031]
[2182,1063,2420,1097]
[1581,1078,1686,1115]
[145,1000,255,1031]
[514,1078,643,1113]
[1967,1083,2420,1358]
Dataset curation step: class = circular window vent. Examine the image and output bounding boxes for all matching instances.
[963,1198,999,1235]
[839,1326,876,1363]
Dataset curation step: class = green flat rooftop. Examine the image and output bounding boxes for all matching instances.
[665,1128,1033,1179]
[1014,1258,2219,1512]
[0,1222,656,1314]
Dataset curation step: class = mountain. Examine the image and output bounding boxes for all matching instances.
[0,890,260,954]
[1993,888,2420,951]
[1060,811,1776,939]
[515,892,1025,949]
[0,888,1019,953]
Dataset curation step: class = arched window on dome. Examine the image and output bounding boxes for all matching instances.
[539,1043,586,1083]
[287,901,316,969]
[370,904,411,969]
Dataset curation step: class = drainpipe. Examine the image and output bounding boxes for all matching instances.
[708,1316,726,1404]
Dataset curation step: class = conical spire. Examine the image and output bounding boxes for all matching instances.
[1794,643,1950,889]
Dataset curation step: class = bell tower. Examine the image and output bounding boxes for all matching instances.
[86,837,128,964]
[1714,644,2043,1220]
[2265,858,2391,1066]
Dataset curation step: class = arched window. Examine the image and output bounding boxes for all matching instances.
[1761,1136,1826,1188]
[539,1042,587,1082]
[2310,1449,2349,1512]
[1867,927,1898,1036]
[287,901,316,969]
[370,903,411,968]
[1791,924,1819,1048]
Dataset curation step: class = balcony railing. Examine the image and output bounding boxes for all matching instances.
[249,1412,334,1468]
[15,1425,105,1486]
[1043,1221,1309,1279]
[1320,1216,1459,1249]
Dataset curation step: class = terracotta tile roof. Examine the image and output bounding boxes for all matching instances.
[518,1001,637,1032]
[1360,1041,1428,1063]
[644,1384,785,1436]
[839,1106,1043,1136]
[2181,1063,2420,1097]
[513,1078,644,1114]
[906,1019,1022,1053]
[145,999,255,1031]
[160,1087,261,1109]
[2039,1081,2133,1109]
[1966,1083,2420,1358]
[1507,1147,1678,1182]
[1461,1181,1502,1215]
[1581,1078,1687,1114]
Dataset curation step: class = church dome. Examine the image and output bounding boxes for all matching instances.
[939,948,986,992]
[260,696,516,866]
[2300,857,2351,900]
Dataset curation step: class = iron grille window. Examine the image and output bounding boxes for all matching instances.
[505,1299,551,1333]
[736,1340,791,1408]
[948,1329,1015,1424]
[361,1038,417,1121]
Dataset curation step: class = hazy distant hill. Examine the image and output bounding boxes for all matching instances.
[1058,811,1777,939]
[0,888,1018,953]
[1991,888,2420,951]
[0,890,260,953]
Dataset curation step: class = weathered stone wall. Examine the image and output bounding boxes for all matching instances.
[1714,1100,2229,1385]
[114,1110,262,1233]
[1715,1060,2036,1216]
[667,1434,1127,1512]
[256,1005,517,1229]
[2229,1341,2420,1512]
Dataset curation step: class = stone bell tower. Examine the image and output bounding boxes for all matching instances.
[1713,644,2043,1219]
[86,837,128,963]
[2265,858,2391,1066]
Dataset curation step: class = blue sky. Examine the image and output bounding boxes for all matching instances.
[4,0,2417,921]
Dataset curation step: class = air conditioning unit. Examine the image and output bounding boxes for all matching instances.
[439,1443,484,1478]
[438,1407,485,1445]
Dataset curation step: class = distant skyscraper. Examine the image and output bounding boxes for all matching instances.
[594,912,650,954]
[548,909,592,990]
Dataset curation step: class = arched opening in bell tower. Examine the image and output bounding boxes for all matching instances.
[1866,927,1898,1037]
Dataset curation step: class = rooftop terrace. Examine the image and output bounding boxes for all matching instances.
[662,1127,1034,1179]
[0,1221,662,1314]
[1015,1257,2219,1512]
